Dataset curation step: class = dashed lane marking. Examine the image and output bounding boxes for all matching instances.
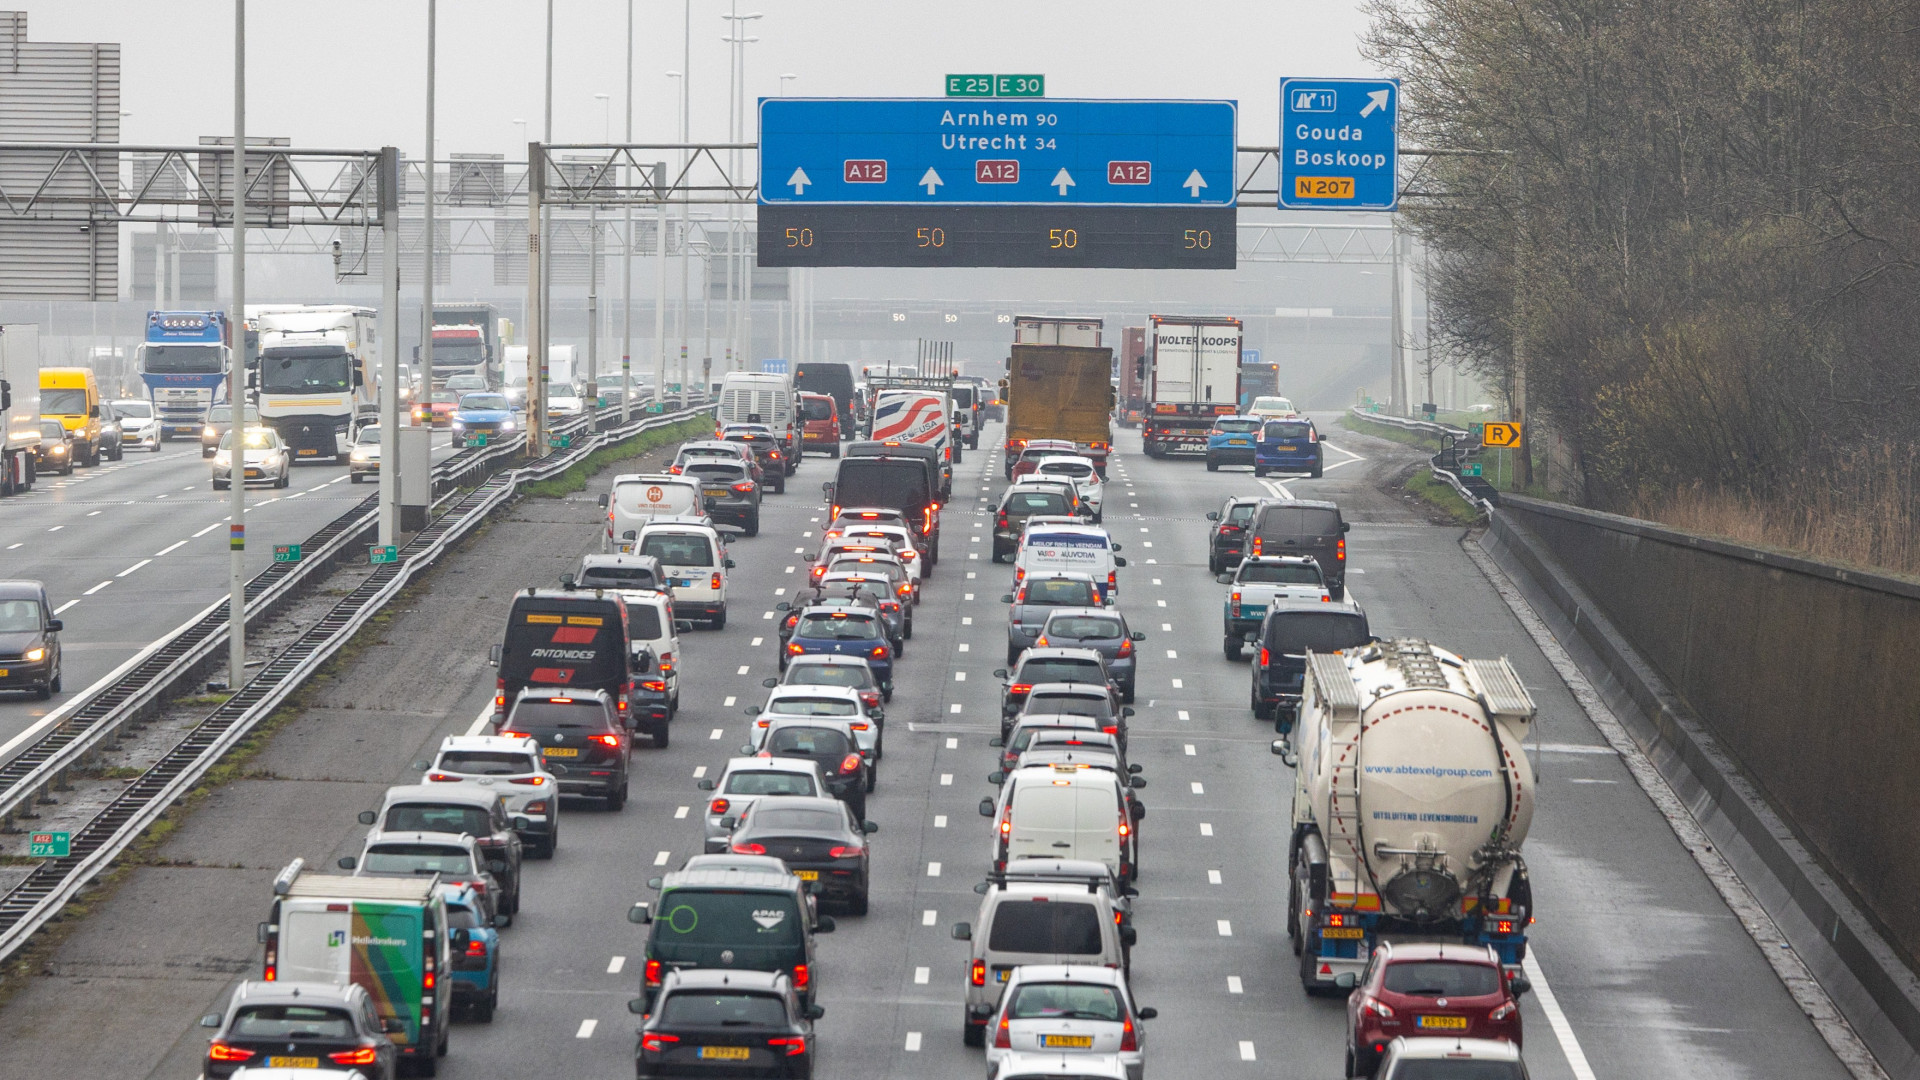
[950,703,962,713]
[193,521,223,537]
[1227,975,1243,994]
[945,737,958,749]
[762,610,774,619]
[926,862,941,877]
[1200,823,1213,836]
[1208,870,1223,885]
[53,599,80,615]
[653,851,670,866]
[940,774,952,786]
[958,643,969,652]
[914,967,930,985]
[1166,650,1177,659]
[1184,743,1196,755]
[934,815,947,828]
[154,539,188,556]
[1239,1041,1256,1061]
[922,910,937,925]
[608,956,626,974]
[693,766,708,778]
[674,806,689,819]
[954,672,966,682]
[577,1019,598,1039]
[1171,678,1183,689]
[710,728,723,740]
[904,1032,923,1052]
[723,696,736,707]
[751,637,763,647]
[737,665,750,675]
[1191,782,1204,794]
[83,580,112,595]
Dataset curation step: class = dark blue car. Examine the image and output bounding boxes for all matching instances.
[1253,417,1324,478]
[781,602,893,690]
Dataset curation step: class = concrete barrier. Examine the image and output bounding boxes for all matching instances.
[1485,496,1920,1073]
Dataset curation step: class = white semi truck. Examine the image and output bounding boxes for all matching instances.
[0,324,41,496]
[1285,637,1537,993]
[247,305,378,463]
[1141,314,1242,458]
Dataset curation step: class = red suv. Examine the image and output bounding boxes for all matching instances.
[800,392,842,457]
[1345,942,1526,1077]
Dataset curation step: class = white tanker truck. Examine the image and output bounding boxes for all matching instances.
[1280,638,1537,994]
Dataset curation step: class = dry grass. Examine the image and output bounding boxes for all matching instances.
[1635,444,1920,578]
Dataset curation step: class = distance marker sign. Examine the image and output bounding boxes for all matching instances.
[1279,78,1399,210]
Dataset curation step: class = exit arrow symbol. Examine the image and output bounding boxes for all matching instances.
[786,167,811,195]
[1051,168,1076,197]
[1360,88,1391,118]
[919,167,944,196]
[1183,170,1208,198]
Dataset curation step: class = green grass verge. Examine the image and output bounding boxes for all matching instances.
[519,416,710,499]
[1406,470,1485,525]
[1339,411,1447,453]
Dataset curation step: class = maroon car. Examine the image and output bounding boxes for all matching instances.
[1345,941,1526,1077]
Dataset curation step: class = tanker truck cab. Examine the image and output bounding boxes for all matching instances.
[1283,639,1538,996]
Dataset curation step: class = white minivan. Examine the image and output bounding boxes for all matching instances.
[717,371,800,467]
[984,763,1137,886]
[601,474,707,553]
[635,519,731,629]
[1014,522,1125,602]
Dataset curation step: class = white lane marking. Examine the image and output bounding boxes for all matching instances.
[761,610,774,620]
[1156,599,1166,607]
[87,510,102,517]
[576,1019,598,1039]
[1161,623,1172,631]
[653,851,671,866]
[1151,578,1162,585]
[154,539,188,556]
[53,599,80,614]
[751,637,763,647]
[4,543,19,550]
[1166,650,1177,659]
[83,580,112,595]
[1171,678,1183,689]
[1146,558,1156,564]
[193,521,223,537]
[1190,782,1204,794]
[940,774,953,786]
[608,956,626,974]
[904,1032,923,1052]
[1239,1041,1256,1061]
[934,815,947,828]
[1139,527,1149,533]
[964,592,974,601]
[1217,920,1233,936]
[723,696,737,707]
[674,806,689,819]
[1184,743,1196,755]
[117,559,151,577]
[954,672,966,682]
[922,910,938,926]
[1208,870,1223,885]
[1200,822,1213,836]
[969,553,978,559]
[737,665,750,675]
[945,737,958,749]
[794,547,805,553]
[784,566,795,573]
[1178,710,1190,721]
[773,588,785,596]
[802,531,812,537]
[1523,952,1598,1080]
[1143,541,1153,548]
[967,572,976,579]
[466,702,494,735]
[949,703,962,713]
[914,966,930,985]
[710,728,723,740]
[971,535,981,543]
[1567,778,1619,785]
[46,525,62,532]
[926,862,941,877]
[1227,975,1243,994]
[285,490,306,499]
[693,766,708,778]
[961,616,972,625]
[958,643,970,653]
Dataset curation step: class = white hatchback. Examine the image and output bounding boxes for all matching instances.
[1034,456,1104,522]
[984,964,1156,1080]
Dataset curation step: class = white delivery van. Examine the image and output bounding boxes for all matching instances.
[718,372,799,469]
[636,519,732,629]
[602,474,707,553]
[1014,523,1126,601]
[987,763,1135,885]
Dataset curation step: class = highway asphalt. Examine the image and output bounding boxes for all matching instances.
[0,433,462,759]
[0,418,1855,1079]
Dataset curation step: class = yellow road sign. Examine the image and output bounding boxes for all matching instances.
[1482,421,1522,448]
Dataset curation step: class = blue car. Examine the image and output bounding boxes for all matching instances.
[1253,416,1324,478]
[451,392,517,442]
[441,882,501,1022]
[781,601,894,690]
[1205,415,1264,471]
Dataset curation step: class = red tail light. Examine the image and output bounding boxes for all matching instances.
[788,642,804,654]
[771,450,782,459]
[710,572,723,590]
[642,679,667,691]
[870,645,889,659]
[427,772,459,783]
[1337,537,1346,562]
[999,815,1011,836]
[839,753,863,775]
[1490,1000,1518,1021]
[509,775,547,786]
[710,798,730,815]
[589,733,621,748]
[1119,816,1131,838]
[668,464,682,474]
[768,1036,808,1056]
[922,505,934,534]
[970,959,987,986]
[330,1045,380,1066]
[1009,683,1032,695]
[525,800,548,812]
[1120,1015,1138,1052]
[1229,591,1242,617]
[997,512,1008,529]
[641,1031,680,1053]
[499,729,529,740]
[1103,725,1118,735]
[733,841,767,854]
[1307,428,1319,443]
[644,958,664,987]
[1259,647,1270,666]
[1360,995,1396,1019]
[828,845,864,858]
[207,1043,255,1063]
[1252,537,1263,556]
[994,1013,1012,1048]
[732,481,755,493]
[792,963,809,990]
[465,939,487,957]
[494,676,506,714]
[1034,634,1048,647]
[1117,638,1133,657]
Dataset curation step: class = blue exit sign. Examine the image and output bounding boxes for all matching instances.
[1290,89,1337,112]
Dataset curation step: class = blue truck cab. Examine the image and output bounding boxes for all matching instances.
[1253,416,1324,478]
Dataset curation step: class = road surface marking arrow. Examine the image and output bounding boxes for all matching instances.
[1360,88,1391,118]
[1183,170,1208,197]
[919,167,944,195]
[1051,168,1076,196]
[786,167,811,195]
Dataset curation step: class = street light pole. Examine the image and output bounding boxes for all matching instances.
[667,66,688,403]
[621,0,635,423]
[227,0,248,690]
[420,0,436,491]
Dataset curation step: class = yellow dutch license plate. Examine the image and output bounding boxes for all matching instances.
[1042,1034,1095,1049]
[542,747,579,757]
[699,1046,751,1060]
[1322,927,1365,939]
[1229,439,1247,445]
[995,968,1012,983]
[296,448,319,456]
[267,1057,320,1067]
[705,488,728,497]
[1417,1015,1469,1030]
[0,669,9,678]
[792,870,819,880]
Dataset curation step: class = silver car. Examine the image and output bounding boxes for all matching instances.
[696,756,831,853]
[111,399,162,452]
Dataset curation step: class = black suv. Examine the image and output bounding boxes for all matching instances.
[683,458,762,535]
[630,867,835,1010]
[1250,604,1372,733]
[1206,496,1260,574]
[1242,498,1351,598]
[501,687,631,809]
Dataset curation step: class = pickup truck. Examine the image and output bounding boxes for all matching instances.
[1219,555,1330,659]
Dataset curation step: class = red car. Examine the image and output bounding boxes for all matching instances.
[1009,438,1078,479]
[799,392,842,457]
[413,390,458,427]
[1345,942,1526,1077]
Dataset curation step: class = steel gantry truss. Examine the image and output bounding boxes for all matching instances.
[0,141,392,226]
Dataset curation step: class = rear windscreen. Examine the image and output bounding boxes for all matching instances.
[1262,421,1314,440]
[1226,502,1256,524]
[232,1005,356,1039]
[1255,506,1342,538]
[1005,491,1069,516]
[659,991,789,1027]
[1039,461,1094,478]
[1044,616,1122,640]
[796,613,880,640]
[769,696,858,716]
[437,751,537,775]
[1239,563,1322,585]
[1213,418,1261,433]
[1263,611,1371,653]
[794,364,855,401]
[509,701,615,730]
[725,771,817,796]
[801,398,835,420]
[951,386,977,407]
[685,462,746,480]
[581,565,657,584]
[987,900,1104,954]
[1022,579,1097,606]
[653,890,802,950]
[1382,960,1503,996]
[626,605,664,640]
[383,804,492,836]
[752,806,847,832]
[1384,1063,1524,1080]
[767,726,854,757]
[1026,693,1112,718]
[502,605,625,686]
[641,533,714,567]
[1026,532,1104,550]
[1017,659,1105,684]
[788,665,872,689]
[835,460,930,511]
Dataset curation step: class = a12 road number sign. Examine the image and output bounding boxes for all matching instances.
[1481,421,1523,448]
[29,831,70,858]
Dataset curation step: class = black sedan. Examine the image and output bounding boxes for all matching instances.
[726,795,876,915]
[632,968,822,1079]
[747,719,870,822]
[683,458,762,536]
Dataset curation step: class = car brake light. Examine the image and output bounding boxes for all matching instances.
[970,959,987,986]
[668,464,682,474]
[788,642,804,654]
[733,841,767,854]
[1252,537,1263,555]
[1490,1000,1518,1021]
[499,729,529,739]
[840,753,863,775]
[589,733,621,747]
[465,939,487,957]
[1230,591,1241,617]
[510,776,547,786]
[731,481,755,493]
[1034,635,1048,647]
[1337,537,1346,561]
[1108,570,1117,588]
[1117,638,1133,657]
[1103,725,1118,735]
[994,1011,1012,1048]
[1120,1015,1138,1052]
[207,1042,255,1062]
[1009,683,1031,695]
[1259,647,1270,666]
[710,572,723,590]
[871,645,889,659]
[1119,816,1130,837]
[644,958,664,987]
[329,1044,381,1066]
[641,1031,679,1053]
[642,679,667,691]
[829,845,864,858]
[792,963,809,990]
[999,815,1011,836]
[427,772,459,782]
[769,1036,808,1056]
[1360,995,1395,1019]
[710,798,730,815]
[525,799,548,812]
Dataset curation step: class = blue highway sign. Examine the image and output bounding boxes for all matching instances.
[759,98,1237,207]
[1279,77,1399,210]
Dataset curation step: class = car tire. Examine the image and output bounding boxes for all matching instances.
[904,617,914,640]
[830,444,841,458]
[50,671,61,694]
[1345,1047,1357,1078]
[653,722,671,749]
[1311,465,1324,479]
[772,474,786,494]
[849,795,867,822]
[607,781,628,811]
[745,514,760,537]
[34,682,51,701]
[963,1021,985,1048]
[474,992,496,1024]
[712,608,728,630]
[1224,635,1241,662]
[1253,466,1267,477]
[351,473,363,483]
[111,443,124,461]
[1206,456,1219,472]
[1122,684,1135,704]
[277,472,290,489]
[150,441,161,453]
[866,763,877,793]
[848,892,869,916]
[1208,551,1220,574]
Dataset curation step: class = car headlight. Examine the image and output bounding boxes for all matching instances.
[350,449,373,462]
[451,420,464,430]
[23,647,45,662]
[501,419,516,430]
[203,426,216,437]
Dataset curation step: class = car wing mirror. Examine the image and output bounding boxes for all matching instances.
[451,928,471,949]
[647,875,663,889]
[199,1013,223,1028]
[488,643,502,666]
[697,778,717,791]
[862,820,880,834]
[1122,707,1136,718]
[560,572,576,588]
[1130,802,1146,821]
[1270,740,1289,756]
[719,815,738,829]
[46,619,62,633]
[1131,777,1147,789]
[1130,631,1146,641]
[596,493,609,508]
[336,856,358,870]
[1119,925,1138,947]
[627,901,653,924]
[987,770,1006,785]
[988,737,1004,748]
[978,797,995,817]
[627,998,648,1015]
[412,759,431,771]
[805,1004,826,1021]
[1110,543,1122,552]
[725,558,736,569]
[744,706,760,716]
[623,529,638,540]
[762,676,779,688]
[775,601,792,612]
[950,922,972,941]
[1342,521,1352,533]
[548,763,570,776]
[356,810,377,826]
[740,743,757,755]
[675,620,696,632]
[1113,556,1127,567]
[487,859,508,875]
[1000,594,1014,604]
[383,1018,408,1034]
[1334,972,1359,989]
[1509,975,1532,996]
[1137,1006,1159,1020]
[1205,511,1219,521]
[1128,763,1143,774]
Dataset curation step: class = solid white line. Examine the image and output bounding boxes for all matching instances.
[117,559,151,577]
[466,701,494,735]
[83,580,112,595]
[1522,952,1597,1080]
[576,1019,597,1039]
[608,956,626,974]
[154,540,188,557]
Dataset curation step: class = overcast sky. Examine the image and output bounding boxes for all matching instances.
[31,1,1381,156]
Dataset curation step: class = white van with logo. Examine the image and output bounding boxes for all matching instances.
[1014,523,1125,601]
[635,519,732,629]
[601,474,707,553]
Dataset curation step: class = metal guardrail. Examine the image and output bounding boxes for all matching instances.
[1345,406,1497,515]
[0,405,709,964]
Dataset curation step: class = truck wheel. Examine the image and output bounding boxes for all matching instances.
[1287,854,1305,954]
[1223,635,1241,662]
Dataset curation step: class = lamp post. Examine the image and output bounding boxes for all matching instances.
[779,73,796,95]
[721,9,762,375]
[666,67,687,403]
[227,0,248,690]
[621,0,635,422]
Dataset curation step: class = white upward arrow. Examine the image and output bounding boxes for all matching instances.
[1051,168,1076,196]
[786,167,811,195]
[1183,170,1208,198]
[919,167,944,195]
[1360,88,1391,118]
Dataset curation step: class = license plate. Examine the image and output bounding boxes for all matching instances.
[0,669,8,678]
[1228,439,1248,445]
[673,579,693,588]
[1417,1015,1469,1030]
[1276,443,1297,449]
[792,869,819,880]
[698,1046,751,1060]
[542,747,579,757]
[995,968,1012,982]
[1321,927,1364,939]
[705,489,728,497]
[1042,1034,1094,1048]
[296,448,319,456]
[267,1057,319,1067]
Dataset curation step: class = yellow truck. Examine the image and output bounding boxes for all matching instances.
[1001,316,1114,479]
[39,367,103,467]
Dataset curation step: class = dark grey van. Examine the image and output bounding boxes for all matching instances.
[1250,603,1372,731]
[629,866,834,1010]
[1243,499,1351,598]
